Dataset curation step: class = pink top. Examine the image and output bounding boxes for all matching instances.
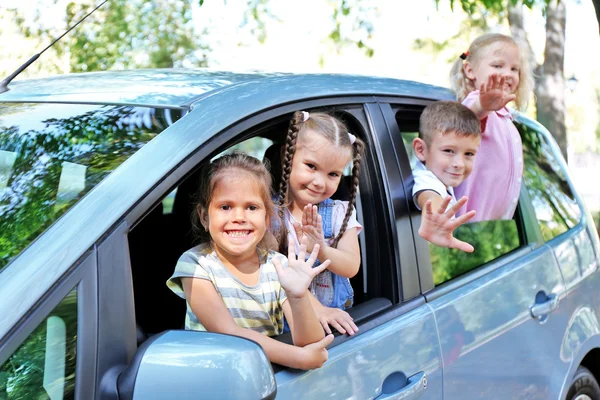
[454,90,524,221]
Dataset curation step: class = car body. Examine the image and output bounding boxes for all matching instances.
[1,69,599,399]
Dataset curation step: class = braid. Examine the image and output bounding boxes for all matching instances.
[277,111,303,253]
[331,138,364,248]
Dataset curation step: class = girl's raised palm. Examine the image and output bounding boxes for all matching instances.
[292,204,326,253]
[479,74,517,112]
[273,235,330,299]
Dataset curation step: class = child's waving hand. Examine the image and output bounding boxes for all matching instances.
[478,74,517,114]
[273,235,330,299]
[292,204,325,254]
[418,196,476,253]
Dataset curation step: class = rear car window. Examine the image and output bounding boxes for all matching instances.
[0,103,183,271]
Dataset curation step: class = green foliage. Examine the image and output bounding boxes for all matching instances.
[516,121,581,241]
[328,0,376,58]
[8,0,209,73]
[430,220,521,285]
[0,290,77,399]
[436,0,547,16]
[0,105,182,270]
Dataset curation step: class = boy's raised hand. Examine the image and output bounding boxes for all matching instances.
[478,74,517,112]
[273,235,331,299]
[418,196,476,253]
[292,204,326,253]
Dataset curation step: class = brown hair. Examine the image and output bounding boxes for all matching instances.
[191,151,280,249]
[419,101,481,146]
[277,111,365,251]
[449,33,534,110]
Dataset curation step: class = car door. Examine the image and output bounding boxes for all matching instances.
[115,98,444,400]
[513,118,600,396]
[272,102,442,399]
[382,101,571,399]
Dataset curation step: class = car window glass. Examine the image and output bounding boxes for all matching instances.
[429,220,521,285]
[0,288,77,399]
[516,121,581,241]
[396,115,524,286]
[0,103,183,271]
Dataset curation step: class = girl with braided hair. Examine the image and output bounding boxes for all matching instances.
[277,110,364,336]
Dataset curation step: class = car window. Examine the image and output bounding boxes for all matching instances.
[396,115,524,286]
[0,103,183,271]
[0,288,77,399]
[516,121,581,241]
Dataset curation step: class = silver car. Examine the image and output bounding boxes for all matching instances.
[0,69,599,399]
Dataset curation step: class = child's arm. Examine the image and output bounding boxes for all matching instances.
[274,236,330,346]
[469,74,517,121]
[182,277,334,370]
[417,194,477,253]
[292,204,360,278]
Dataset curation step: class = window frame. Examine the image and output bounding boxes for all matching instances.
[514,117,585,245]
[119,96,427,355]
[0,250,97,400]
[380,98,546,299]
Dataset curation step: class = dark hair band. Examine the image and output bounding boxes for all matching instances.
[459,52,469,60]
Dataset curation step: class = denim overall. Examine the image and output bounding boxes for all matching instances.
[282,199,354,333]
[310,198,354,310]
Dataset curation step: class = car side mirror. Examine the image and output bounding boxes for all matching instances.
[117,330,277,400]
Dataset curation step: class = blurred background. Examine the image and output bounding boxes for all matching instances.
[1,0,599,223]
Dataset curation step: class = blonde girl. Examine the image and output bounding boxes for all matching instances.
[277,110,365,336]
[449,33,534,221]
[168,152,333,370]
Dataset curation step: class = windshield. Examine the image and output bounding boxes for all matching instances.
[0,103,183,271]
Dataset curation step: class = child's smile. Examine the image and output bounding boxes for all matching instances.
[420,131,480,188]
[204,173,267,263]
[465,42,521,95]
[288,130,352,211]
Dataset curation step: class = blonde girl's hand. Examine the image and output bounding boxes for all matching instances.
[418,196,476,253]
[299,334,334,369]
[292,204,326,253]
[478,73,517,112]
[273,235,331,299]
[314,303,359,336]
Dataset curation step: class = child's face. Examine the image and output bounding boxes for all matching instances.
[288,130,352,208]
[203,173,268,261]
[415,131,480,188]
[465,42,520,95]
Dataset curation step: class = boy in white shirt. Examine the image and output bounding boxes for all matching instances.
[411,100,481,252]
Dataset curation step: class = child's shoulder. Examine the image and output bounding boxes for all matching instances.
[177,242,215,264]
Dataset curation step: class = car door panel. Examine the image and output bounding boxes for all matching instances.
[275,300,442,399]
[429,246,569,399]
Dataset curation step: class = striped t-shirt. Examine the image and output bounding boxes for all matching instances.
[167,243,288,337]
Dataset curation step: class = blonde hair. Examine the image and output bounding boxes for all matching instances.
[278,111,365,251]
[449,33,534,110]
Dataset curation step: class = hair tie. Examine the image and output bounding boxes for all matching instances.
[301,111,310,122]
[459,51,469,60]
[348,132,356,145]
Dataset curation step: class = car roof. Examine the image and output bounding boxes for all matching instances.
[0,68,455,108]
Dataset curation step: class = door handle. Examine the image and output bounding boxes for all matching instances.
[375,371,427,400]
[530,293,559,320]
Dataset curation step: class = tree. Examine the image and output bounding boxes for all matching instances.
[437,0,591,161]
[3,0,375,77]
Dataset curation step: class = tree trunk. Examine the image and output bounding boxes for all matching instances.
[508,0,567,161]
[535,0,568,161]
[593,0,600,36]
